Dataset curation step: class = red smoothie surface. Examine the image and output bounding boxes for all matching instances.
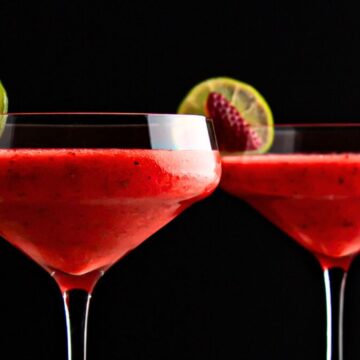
[221,154,360,270]
[0,149,220,290]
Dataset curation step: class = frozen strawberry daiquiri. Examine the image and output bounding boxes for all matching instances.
[221,124,360,360]
[0,148,220,291]
[222,153,360,270]
[178,77,355,360]
[0,114,221,360]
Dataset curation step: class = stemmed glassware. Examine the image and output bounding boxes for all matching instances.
[0,113,221,360]
[220,124,360,360]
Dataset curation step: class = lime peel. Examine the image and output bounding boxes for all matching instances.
[177,77,274,154]
[0,81,9,137]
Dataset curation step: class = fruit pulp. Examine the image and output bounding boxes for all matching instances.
[0,149,221,290]
[221,153,360,270]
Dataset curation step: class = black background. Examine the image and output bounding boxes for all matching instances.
[2,1,360,359]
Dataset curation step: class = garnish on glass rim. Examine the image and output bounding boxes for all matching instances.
[177,77,274,153]
[0,80,9,136]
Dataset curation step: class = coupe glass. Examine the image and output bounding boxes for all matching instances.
[220,124,360,360]
[0,113,221,360]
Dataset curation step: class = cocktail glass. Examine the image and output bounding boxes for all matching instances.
[220,124,360,360]
[0,113,221,360]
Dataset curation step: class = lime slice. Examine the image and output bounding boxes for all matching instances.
[0,81,9,137]
[177,77,274,153]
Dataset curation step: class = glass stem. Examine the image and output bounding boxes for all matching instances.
[63,290,92,360]
[323,268,347,360]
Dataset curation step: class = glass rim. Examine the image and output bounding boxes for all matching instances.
[1,112,207,118]
[0,112,219,150]
[0,112,215,127]
[1,115,359,125]
[274,123,360,128]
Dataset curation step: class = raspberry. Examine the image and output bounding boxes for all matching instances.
[206,92,262,151]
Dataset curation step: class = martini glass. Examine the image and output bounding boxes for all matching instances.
[0,113,221,360]
[220,124,360,360]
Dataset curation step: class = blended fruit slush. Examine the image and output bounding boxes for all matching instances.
[221,153,360,269]
[178,76,360,359]
[0,149,221,281]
